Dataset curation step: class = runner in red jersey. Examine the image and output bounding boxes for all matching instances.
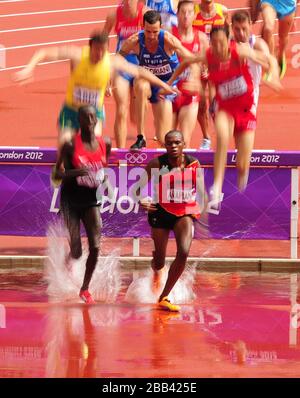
[132,130,206,312]
[192,0,229,150]
[168,25,272,205]
[102,0,147,148]
[170,0,208,148]
[53,105,112,304]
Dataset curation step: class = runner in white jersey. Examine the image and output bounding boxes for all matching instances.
[230,10,281,193]
[142,0,179,30]
[231,10,282,118]
[247,34,262,116]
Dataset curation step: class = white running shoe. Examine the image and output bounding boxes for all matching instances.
[199,138,211,150]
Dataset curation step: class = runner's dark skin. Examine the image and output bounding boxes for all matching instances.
[134,130,206,310]
[54,105,111,296]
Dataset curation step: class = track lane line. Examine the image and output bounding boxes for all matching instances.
[0,0,27,3]
[0,35,117,52]
[0,5,118,18]
[0,20,105,33]
[2,3,300,18]
[1,15,300,34]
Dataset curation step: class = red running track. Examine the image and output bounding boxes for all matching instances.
[0,0,299,150]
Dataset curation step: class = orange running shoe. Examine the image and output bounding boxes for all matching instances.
[158,296,180,312]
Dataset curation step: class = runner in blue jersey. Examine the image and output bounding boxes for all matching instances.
[249,0,296,78]
[120,10,192,148]
[142,0,179,30]
[102,0,148,148]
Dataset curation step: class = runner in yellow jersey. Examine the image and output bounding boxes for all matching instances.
[14,31,176,148]
[193,0,229,37]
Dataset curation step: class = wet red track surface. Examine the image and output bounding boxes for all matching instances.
[1,269,300,377]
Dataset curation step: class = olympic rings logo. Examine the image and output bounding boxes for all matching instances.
[124,152,148,164]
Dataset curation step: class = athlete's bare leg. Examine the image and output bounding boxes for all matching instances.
[197,79,210,141]
[133,77,152,139]
[80,207,101,292]
[212,110,234,201]
[152,99,173,145]
[158,216,193,301]
[177,102,199,148]
[278,13,295,64]
[151,228,169,292]
[172,111,178,129]
[113,74,131,148]
[235,129,255,192]
[129,88,136,125]
[261,3,277,55]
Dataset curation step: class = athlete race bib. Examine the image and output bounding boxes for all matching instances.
[218,76,247,100]
[144,64,172,77]
[205,24,212,35]
[166,188,196,203]
[73,87,100,107]
[76,164,104,188]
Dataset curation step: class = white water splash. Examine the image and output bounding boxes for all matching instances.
[125,262,197,304]
[44,221,122,303]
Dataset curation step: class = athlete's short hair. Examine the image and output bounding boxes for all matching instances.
[231,10,251,25]
[165,130,184,141]
[210,25,230,40]
[78,105,97,120]
[177,0,195,13]
[89,31,109,47]
[143,10,162,25]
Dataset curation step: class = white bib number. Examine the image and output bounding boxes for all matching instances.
[73,87,100,107]
[144,64,172,76]
[76,165,104,188]
[218,76,247,100]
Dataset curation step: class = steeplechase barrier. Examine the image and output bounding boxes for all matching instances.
[0,147,299,259]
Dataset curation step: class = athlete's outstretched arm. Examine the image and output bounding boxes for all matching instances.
[111,54,177,94]
[119,33,140,56]
[53,143,69,180]
[102,11,116,35]
[167,49,206,88]
[255,38,282,91]
[14,46,81,83]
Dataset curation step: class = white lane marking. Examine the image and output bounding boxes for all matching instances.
[0,34,117,51]
[0,5,118,18]
[0,19,105,34]
[0,0,27,3]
